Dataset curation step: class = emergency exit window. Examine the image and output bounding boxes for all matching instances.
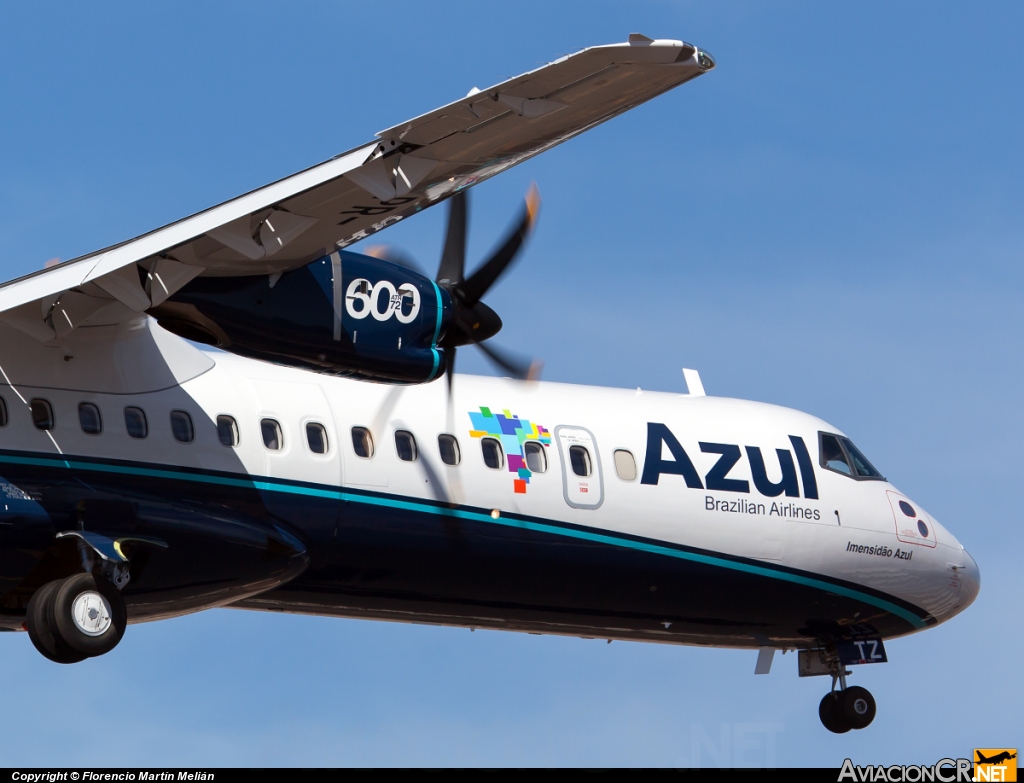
[569,445,592,477]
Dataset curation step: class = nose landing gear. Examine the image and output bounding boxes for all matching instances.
[799,640,885,733]
[819,664,877,733]
[26,574,127,663]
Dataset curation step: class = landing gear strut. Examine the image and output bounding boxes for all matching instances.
[26,574,127,664]
[819,662,876,733]
[23,530,155,662]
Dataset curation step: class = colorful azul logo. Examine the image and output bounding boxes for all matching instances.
[468,407,551,494]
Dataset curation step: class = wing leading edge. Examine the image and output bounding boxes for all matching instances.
[0,36,713,343]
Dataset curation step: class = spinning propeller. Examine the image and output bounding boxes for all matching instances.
[367,186,543,389]
[365,187,543,507]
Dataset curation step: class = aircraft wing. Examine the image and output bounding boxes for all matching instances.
[0,35,712,343]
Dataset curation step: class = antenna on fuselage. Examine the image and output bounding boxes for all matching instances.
[682,367,705,397]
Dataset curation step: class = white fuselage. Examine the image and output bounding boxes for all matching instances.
[0,319,980,645]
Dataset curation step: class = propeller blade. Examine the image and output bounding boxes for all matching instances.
[473,339,543,381]
[442,344,464,505]
[444,352,456,428]
[445,345,457,397]
[392,417,453,506]
[459,184,540,306]
[444,344,457,447]
[370,385,405,442]
[437,191,468,286]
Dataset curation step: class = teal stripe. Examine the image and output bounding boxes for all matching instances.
[0,452,928,629]
[426,280,444,381]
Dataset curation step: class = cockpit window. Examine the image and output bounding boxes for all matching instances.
[820,434,852,475]
[819,432,884,480]
[841,437,883,479]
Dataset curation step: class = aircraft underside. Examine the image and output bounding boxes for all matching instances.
[0,448,931,648]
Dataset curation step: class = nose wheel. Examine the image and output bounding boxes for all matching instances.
[25,574,127,663]
[818,663,877,733]
[819,687,876,733]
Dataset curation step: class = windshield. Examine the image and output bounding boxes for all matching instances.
[819,432,884,480]
[841,437,883,479]
[820,434,852,475]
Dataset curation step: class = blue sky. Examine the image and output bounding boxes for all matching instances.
[1,1,1021,767]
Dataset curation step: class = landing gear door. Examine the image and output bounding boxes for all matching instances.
[555,426,604,509]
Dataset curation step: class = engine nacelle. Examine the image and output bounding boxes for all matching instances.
[152,251,451,384]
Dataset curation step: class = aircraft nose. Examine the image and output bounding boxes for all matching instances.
[958,547,981,610]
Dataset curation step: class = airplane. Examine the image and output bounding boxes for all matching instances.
[976,752,1017,765]
[0,35,980,734]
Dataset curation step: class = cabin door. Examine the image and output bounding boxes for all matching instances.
[554,425,604,509]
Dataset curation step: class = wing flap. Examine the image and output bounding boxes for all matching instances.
[92,263,150,312]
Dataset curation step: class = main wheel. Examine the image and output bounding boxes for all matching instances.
[25,581,87,664]
[819,692,852,734]
[51,574,127,657]
[841,686,876,730]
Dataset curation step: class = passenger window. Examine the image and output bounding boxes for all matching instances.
[171,410,195,443]
[481,437,504,470]
[79,403,102,435]
[306,422,328,455]
[124,407,148,439]
[438,434,461,466]
[524,441,547,473]
[841,437,884,479]
[30,399,54,431]
[261,418,283,450]
[217,415,239,447]
[819,433,852,475]
[569,445,592,477]
[0,395,8,427]
[395,430,418,462]
[351,427,374,458]
[613,449,637,481]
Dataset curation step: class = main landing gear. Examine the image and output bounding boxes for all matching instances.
[23,530,158,663]
[798,640,884,732]
[25,573,127,664]
[818,667,876,733]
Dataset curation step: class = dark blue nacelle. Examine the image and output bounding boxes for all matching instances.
[154,251,452,384]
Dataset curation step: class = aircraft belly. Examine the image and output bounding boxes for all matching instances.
[248,487,934,646]
[0,448,933,645]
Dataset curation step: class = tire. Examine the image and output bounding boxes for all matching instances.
[51,574,127,657]
[842,686,876,730]
[819,692,852,734]
[25,581,87,664]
